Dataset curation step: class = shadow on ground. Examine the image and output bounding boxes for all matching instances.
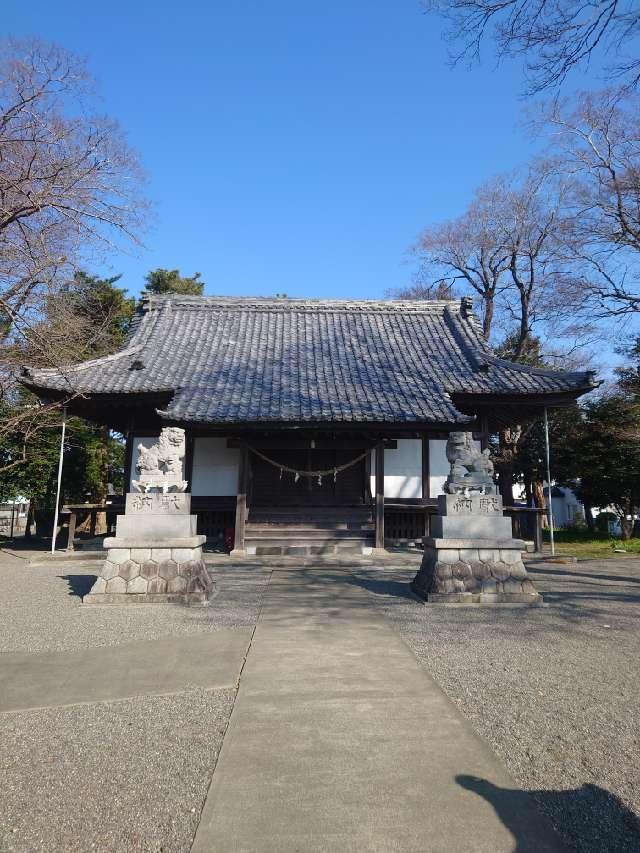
[60,574,97,598]
[458,775,640,853]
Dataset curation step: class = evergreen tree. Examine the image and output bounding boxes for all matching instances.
[0,273,134,535]
[143,268,204,297]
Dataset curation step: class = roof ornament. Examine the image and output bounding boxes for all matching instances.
[445,431,497,496]
[460,295,474,317]
[132,427,188,494]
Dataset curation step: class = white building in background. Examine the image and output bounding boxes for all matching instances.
[550,486,584,528]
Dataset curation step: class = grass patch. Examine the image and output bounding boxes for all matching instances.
[543,529,640,559]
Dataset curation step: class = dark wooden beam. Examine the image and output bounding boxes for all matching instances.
[480,414,489,451]
[123,418,135,493]
[184,431,195,491]
[232,442,249,554]
[421,436,430,500]
[226,437,397,450]
[375,441,384,550]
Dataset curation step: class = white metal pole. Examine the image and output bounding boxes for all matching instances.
[543,406,555,557]
[51,407,67,554]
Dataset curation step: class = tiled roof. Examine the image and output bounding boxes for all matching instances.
[22,295,597,426]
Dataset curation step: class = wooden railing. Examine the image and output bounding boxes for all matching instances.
[61,501,124,551]
[383,503,438,544]
[385,502,545,550]
[61,496,545,553]
[502,506,545,552]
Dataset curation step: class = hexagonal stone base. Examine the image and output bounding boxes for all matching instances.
[411,536,542,605]
[84,541,214,605]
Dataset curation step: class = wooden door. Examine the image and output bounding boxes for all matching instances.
[250,448,366,506]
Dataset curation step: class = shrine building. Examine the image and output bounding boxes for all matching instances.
[22,294,596,555]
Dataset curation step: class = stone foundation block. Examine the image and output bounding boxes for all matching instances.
[141,560,158,579]
[438,549,460,564]
[151,548,171,563]
[102,561,118,580]
[172,548,197,562]
[479,549,500,562]
[85,543,214,605]
[92,577,107,594]
[105,576,126,593]
[118,560,138,581]
[412,535,542,606]
[130,548,152,563]
[127,576,148,594]
[108,549,130,565]
[459,548,479,562]
[148,576,167,594]
[168,576,187,594]
[158,560,178,580]
[491,561,510,581]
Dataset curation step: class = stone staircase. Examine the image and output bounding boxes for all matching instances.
[244,506,375,557]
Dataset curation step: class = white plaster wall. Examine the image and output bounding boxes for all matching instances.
[191,437,240,496]
[370,439,423,499]
[130,435,188,491]
[429,439,450,497]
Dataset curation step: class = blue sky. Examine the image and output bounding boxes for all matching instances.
[7,1,595,301]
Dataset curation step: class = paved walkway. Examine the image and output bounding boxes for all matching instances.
[193,568,563,852]
[0,632,251,712]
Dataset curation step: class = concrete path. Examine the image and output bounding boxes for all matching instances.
[0,631,251,712]
[193,568,562,852]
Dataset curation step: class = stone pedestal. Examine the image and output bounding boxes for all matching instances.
[411,494,542,605]
[84,493,213,605]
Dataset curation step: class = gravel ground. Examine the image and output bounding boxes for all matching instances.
[0,551,270,653]
[0,686,235,852]
[355,557,640,853]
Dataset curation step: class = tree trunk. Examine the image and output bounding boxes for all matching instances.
[620,500,633,540]
[583,501,595,533]
[94,426,110,536]
[524,478,533,507]
[482,295,494,339]
[497,461,515,505]
[533,479,546,510]
[24,499,35,539]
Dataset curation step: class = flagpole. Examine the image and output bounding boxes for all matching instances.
[51,406,67,554]
[543,406,555,557]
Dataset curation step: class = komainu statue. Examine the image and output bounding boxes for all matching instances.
[445,431,496,496]
[133,427,188,493]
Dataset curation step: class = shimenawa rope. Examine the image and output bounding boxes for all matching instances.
[248,446,370,485]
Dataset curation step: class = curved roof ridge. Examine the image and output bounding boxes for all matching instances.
[444,306,597,386]
[22,342,144,381]
[140,294,461,314]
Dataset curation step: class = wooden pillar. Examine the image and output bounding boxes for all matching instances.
[232,442,249,554]
[375,441,385,550]
[66,510,76,552]
[534,509,544,553]
[123,417,135,493]
[480,414,489,452]
[184,431,195,491]
[421,436,430,500]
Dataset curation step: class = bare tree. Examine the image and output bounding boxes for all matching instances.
[0,38,147,345]
[539,90,640,315]
[0,38,148,465]
[496,165,575,358]
[385,279,457,301]
[424,0,640,93]
[413,181,514,337]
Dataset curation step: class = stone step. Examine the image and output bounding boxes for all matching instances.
[247,540,372,557]
[249,509,372,523]
[245,528,374,540]
[246,521,375,532]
